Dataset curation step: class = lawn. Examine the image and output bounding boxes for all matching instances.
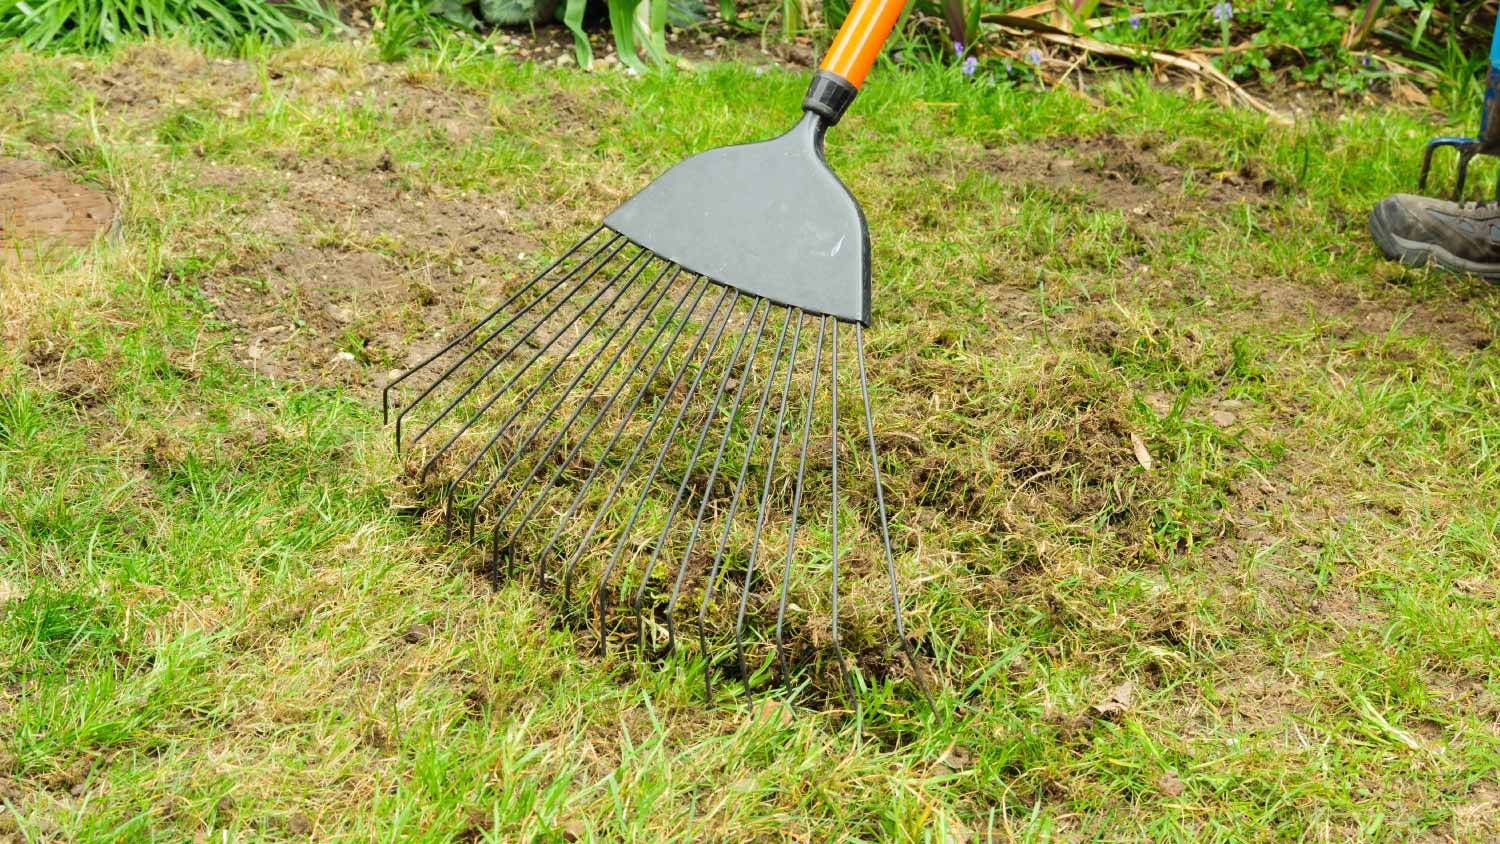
[2,39,1499,842]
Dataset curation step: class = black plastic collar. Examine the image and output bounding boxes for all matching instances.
[802,70,858,125]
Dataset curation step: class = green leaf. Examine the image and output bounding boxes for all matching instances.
[561,0,592,67]
[426,0,477,30]
[645,0,670,66]
[665,0,704,27]
[608,0,649,72]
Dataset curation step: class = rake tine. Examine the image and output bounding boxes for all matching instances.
[383,225,609,428]
[857,324,939,719]
[548,285,733,582]
[537,278,717,598]
[442,261,666,545]
[466,257,677,562]
[633,297,765,658]
[1417,138,1444,194]
[1455,147,1478,202]
[579,287,736,654]
[625,295,758,651]
[829,320,854,705]
[732,311,804,699]
[443,250,659,543]
[571,290,744,648]
[695,306,793,702]
[431,247,653,525]
[418,243,646,484]
[496,272,708,590]
[663,301,772,662]
[394,232,624,451]
[775,316,824,689]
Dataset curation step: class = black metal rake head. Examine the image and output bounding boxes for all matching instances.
[382,75,936,712]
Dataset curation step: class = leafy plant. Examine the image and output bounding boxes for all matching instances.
[372,0,466,61]
[558,0,708,71]
[0,0,342,51]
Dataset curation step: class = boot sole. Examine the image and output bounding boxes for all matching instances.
[1369,205,1500,281]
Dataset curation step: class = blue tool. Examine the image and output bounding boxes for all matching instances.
[1418,10,1500,200]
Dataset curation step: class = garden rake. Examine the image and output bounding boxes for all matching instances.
[384,0,935,711]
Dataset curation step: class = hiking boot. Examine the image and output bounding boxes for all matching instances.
[1369,193,1500,279]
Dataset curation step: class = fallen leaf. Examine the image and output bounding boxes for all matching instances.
[944,815,972,844]
[936,744,973,772]
[1092,681,1135,718]
[1130,433,1153,471]
[286,813,313,836]
[1395,81,1429,106]
[1158,768,1186,797]
[753,698,795,728]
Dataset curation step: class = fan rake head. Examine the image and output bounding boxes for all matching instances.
[382,227,935,711]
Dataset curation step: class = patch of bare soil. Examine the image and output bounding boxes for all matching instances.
[0,158,115,263]
[980,134,1498,353]
[196,157,537,393]
[494,14,818,71]
[86,46,259,119]
[1235,272,1497,355]
[982,132,1271,220]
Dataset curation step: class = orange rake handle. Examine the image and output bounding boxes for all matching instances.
[819,0,907,88]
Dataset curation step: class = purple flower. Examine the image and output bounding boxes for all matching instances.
[1128,13,1140,30]
[1361,54,1372,67]
[1211,2,1232,23]
[1025,48,1042,66]
[953,40,964,57]
[962,55,978,76]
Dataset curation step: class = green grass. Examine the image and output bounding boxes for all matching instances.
[2,40,1500,842]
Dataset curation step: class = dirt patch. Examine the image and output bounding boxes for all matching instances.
[194,157,537,392]
[1235,272,1498,355]
[86,45,259,119]
[0,158,115,263]
[981,132,1270,220]
[494,17,816,71]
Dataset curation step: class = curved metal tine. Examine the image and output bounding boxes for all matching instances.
[424,245,647,506]
[442,250,659,536]
[565,289,741,650]
[533,277,716,596]
[630,297,766,658]
[1419,137,1474,194]
[829,320,855,708]
[545,282,729,580]
[856,324,939,719]
[580,287,735,654]
[1455,147,1478,202]
[1418,139,1443,192]
[487,270,706,588]
[415,242,641,479]
[775,316,825,691]
[393,232,623,449]
[662,302,773,664]
[731,311,804,700]
[459,256,675,549]
[383,225,608,427]
[695,306,794,702]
